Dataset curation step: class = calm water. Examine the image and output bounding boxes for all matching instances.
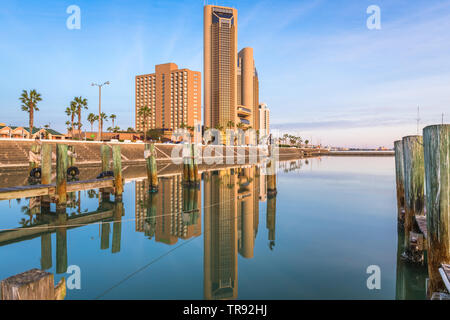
[0,156,428,300]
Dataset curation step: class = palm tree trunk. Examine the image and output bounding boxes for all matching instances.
[78,108,82,139]
[29,107,34,139]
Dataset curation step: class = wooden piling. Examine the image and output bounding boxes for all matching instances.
[402,135,425,249]
[192,144,199,184]
[56,144,68,209]
[112,145,123,198]
[183,144,190,184]
[67,145,75,168]
[1,269,56,300]
[145,143,158,192]
[100,144,110,172]
[41,144,52,185]
[29,144,41,170]
[423,124,450,293]
[394,140,405,223]
[267,186,277,250]
[188,144,195,184]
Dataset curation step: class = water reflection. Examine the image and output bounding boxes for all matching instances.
[0,158,431,300]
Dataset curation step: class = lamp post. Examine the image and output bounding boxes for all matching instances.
[91,81,110,141]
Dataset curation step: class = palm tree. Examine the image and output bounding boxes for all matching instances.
[19,89,42,138]
[87,113,98,132]
[110,114,117,128]
[99,112,108,135]
[138,106,152,141]
[65,102,78,137]
[73,96,88,139]
[226,120,235,130]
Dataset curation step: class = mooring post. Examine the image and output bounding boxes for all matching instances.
[394,140,406,223]
[40,144,52,209]
[100,144,110,173]
[145,143,158,192]
[267,185,277,250]
[112,145,123,199]
[56,144,68,210]
[41,143,52,185]
[183,143,190,184]
[192,144,199,184]
[67,145,75,168]
[29,144,41,170]
[423,124,450,293]
[188,144,195,184]
[402,135,425,251]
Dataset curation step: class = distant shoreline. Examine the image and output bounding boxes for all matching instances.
[325,151,394,156]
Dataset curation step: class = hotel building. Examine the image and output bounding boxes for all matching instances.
[259,103,270,134]
[237,48,259,130]
[135,63,201,137]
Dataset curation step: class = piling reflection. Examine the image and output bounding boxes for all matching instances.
[395,223,428,300]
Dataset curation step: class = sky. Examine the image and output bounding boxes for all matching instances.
[0,0,449,148]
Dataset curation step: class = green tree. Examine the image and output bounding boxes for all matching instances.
[138,106,152,141]
[65,101,78,137]
[110,114,117,128]
[87,113,98,132]
[19,89,42,138]
[73,96,88,139]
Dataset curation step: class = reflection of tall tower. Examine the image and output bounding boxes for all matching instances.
[237,167,258,259]
[204,5,238,128]
[204,170,238,300]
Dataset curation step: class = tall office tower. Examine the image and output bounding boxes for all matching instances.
[204,170,238,300]
[237,48,259,130]
[136,63,201,136]
[259,103,270,134]
[204,5,238,129]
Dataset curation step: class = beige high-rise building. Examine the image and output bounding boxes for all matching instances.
[237,48,259,130]
[136,63,201,137]
[259,103,270,133]
[204,5,238,129]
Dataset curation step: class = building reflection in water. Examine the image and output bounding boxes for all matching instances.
[135,175,202,244]
[203,165,275,300]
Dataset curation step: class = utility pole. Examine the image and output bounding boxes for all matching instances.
[91,81,110,141]
[416,106,420,135]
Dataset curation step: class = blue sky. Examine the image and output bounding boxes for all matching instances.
[1,0,449,147]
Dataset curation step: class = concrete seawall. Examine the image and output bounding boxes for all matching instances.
[0,139,325,170]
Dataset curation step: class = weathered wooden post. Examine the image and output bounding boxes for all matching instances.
[394,140,405,223]
[29,144,41,170]
[145,192,158,239]
[56,144,68,210]
[101,144,110,172]
[183,143,190,185]
[423,124,450,293]
[1,269,66,300]
[112,145,123,199]
[67,145,75,168]
[145,143,159,192]
[402,135,425,251]
[192,144,199,185]
[188,144,195,184]
[41,143,52,185]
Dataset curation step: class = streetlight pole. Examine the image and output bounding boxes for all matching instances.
[91,81,110,141]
